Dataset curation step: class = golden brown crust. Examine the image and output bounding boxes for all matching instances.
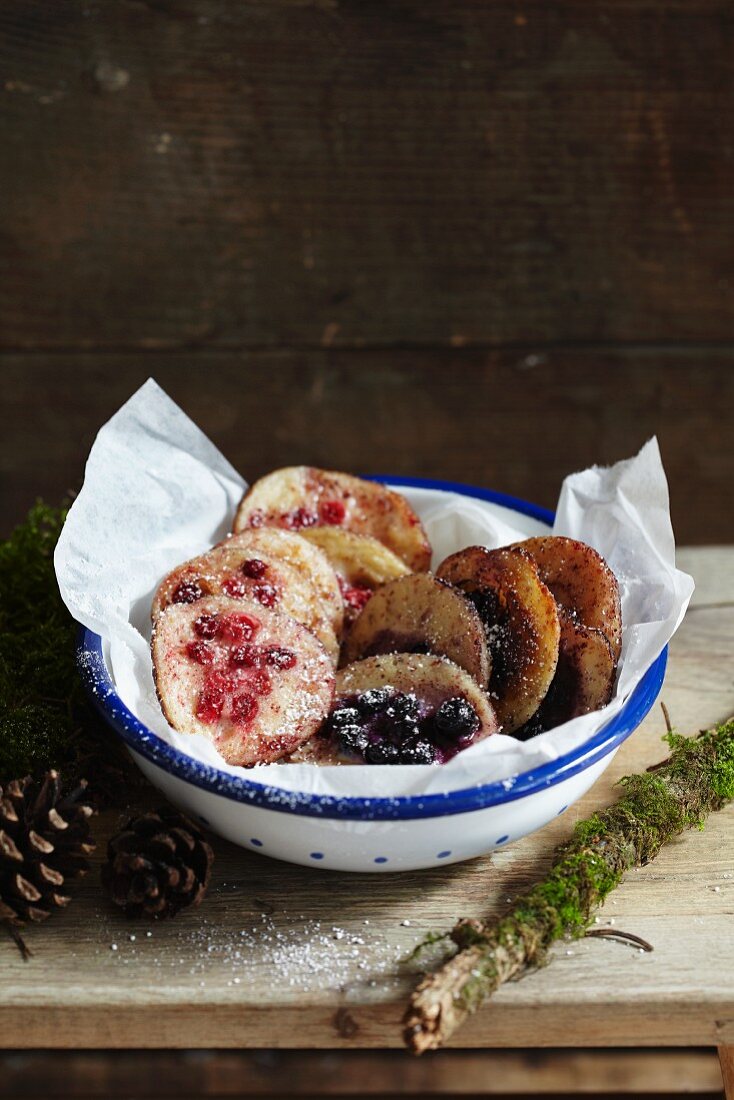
[233,466,432,572]
[527,610,616,732]
[436,546,560,733]
[300,527,411,589]
[341,573,491,688]
[511,536,622,662]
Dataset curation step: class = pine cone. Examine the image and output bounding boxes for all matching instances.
[0,771,95,929]
[102,807,213,918]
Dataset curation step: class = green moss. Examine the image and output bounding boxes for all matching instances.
[709,720,734,800]
[434,718,734,1021]
[0,502,82,781]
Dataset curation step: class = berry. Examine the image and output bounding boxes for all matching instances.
[172,579,204,605]
[386,692,419,722]
[329,706,362,730]
[248,510,265,528]
[337,575,373,613]
[343,585,373,613]
[231,693,258,726]
[222,575,248,599]
[320,500,346,525]
[356,688,392,716]
[400,738,437,764]
[253,583,280,608]
[264,646,297,671]
[193,613,218,639]
[394,720,421,742]
[337,725,369,757]
[196,681,226,724]
[433,697,480,738]
[229,643,261,668]
[207,670,233,693]
[241,558,267,579]
[219,613,260,644]
[185,641,215,666]
[250,669,272,696]
[282,507,318,530]
[365,739,400,765]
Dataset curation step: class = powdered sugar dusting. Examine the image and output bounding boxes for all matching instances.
[94,909,415,996]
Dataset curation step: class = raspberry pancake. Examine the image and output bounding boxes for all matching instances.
[233,466,432,572]
[152,544,339,663]
[510,536,622,662]
[217,527,344,639]
[436,546,560,733]
[290,653,498,765]
[341,573,491,688]
[152,595,334,767]
[300,527,410,625]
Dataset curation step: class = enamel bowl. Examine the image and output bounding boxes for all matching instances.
[77,478,666,873]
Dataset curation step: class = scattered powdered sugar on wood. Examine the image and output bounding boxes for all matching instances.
[93,908,414,995]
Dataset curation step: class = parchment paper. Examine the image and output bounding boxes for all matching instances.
[55,379,694,797]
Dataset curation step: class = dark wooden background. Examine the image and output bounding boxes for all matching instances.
[1,0,733,542]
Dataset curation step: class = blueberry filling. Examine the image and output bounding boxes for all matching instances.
[337,724,370,757]
[365,740,401,764]
[434,696,480,738]
[385,693,420,722]
[361,630,431,660]
[356,687,392,715]
[400,737,436,765]
[329,706,362,730]
[465,587,512,688]
[321,690,480,764]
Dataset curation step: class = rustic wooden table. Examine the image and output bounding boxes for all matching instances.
[2,3,733,1094]
[0,546,730,1098]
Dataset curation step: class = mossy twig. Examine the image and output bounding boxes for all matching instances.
[584,927,653,952]
[403,717,734,1054]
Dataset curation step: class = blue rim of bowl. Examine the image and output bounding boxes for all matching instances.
[76,476,667,822]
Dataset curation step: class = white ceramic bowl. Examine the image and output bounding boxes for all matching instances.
[77,478,666,873]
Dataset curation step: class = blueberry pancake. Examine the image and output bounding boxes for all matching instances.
[510,536,622,662]
[290,653,498,765]
[436,546,560,733]
[341,573,491,689]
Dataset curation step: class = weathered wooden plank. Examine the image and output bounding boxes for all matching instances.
[0,551,730,1050]
[0,2,732,349]
[2,349,733,543]
[0,1048,725,1095]
[678,548,734,608]
[720,1046,734,1100]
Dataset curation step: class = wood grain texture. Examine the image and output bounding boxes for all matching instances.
[0,1048,725,1096]
[0,1,732,349]
[0,547,730,1051]
[2,349,734,542]
[720,1046,734,1100]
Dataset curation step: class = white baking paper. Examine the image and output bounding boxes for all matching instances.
[55,378,694,797]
